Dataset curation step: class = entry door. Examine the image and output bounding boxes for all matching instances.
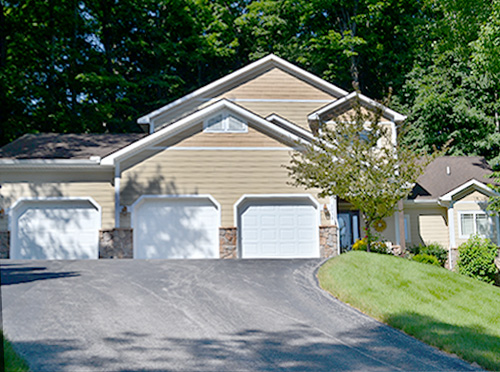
[338,212,360,251]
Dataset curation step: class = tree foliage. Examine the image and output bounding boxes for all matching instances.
[287,95,434,251]
[1,0,498,161]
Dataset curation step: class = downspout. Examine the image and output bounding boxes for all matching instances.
[114,163,121,228]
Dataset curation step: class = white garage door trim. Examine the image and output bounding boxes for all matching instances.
[8,197,102,260]
[235,194,320,259]
[131,194,221,259]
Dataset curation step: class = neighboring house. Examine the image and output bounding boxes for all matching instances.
[0,54,496,265]
[403,156,499,268]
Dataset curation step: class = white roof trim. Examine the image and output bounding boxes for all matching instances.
[265,114,315,141]
[308,92,407,123]
[439,179,497,202]
[102,99,310,165]
[403,199,439,205]
[0,159,113,169]
[137,54,348,125]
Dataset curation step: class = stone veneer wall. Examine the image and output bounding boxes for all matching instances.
[99,228,133,258]
[319,225,338,259]
[0,231,9,259]
[220,227,237,259]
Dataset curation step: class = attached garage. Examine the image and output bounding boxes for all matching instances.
[236,195,320,259]
[132,195,220,259]
[9,198,101,260]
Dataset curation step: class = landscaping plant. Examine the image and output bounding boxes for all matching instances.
[408,243,448,267]
[412,253,441,267]
[352,238,389,254]
[457,235,499,284]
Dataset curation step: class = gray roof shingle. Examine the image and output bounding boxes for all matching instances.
[410,156,495,200]
[0,133,146,160]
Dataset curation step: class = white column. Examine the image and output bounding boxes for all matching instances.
[114,164,121,228]
[394,213,400,246]
[447,203,455,269]
[330,196,341,255]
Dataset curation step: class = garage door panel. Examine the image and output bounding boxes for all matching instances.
[11,200,100,260]
[240,199,319,259]
[133,197,219,259]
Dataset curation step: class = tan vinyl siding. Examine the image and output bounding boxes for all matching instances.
[0,182,114,230]
[152,68,334,132]
[120,149,328,227]
[379,215,397,244]
[217,68,335,101]
[455,190,490,203]
[403,206,449,248]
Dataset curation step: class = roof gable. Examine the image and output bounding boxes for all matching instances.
[308,92,406,123]
[102,99,312,166]
[137,54,348,129]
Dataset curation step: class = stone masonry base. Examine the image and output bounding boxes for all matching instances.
[1,224,339,260]
[0,231,9,259]
[99,228,133,258]
[219,227,237,259]
[319,225,338,259]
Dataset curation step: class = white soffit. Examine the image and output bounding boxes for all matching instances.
[137,54,348,125]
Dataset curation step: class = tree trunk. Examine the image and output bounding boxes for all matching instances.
[364,214,372,253]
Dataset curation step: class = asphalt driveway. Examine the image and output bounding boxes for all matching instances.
[1,259,478,371]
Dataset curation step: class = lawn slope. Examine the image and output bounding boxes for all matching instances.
[318,251,500,371]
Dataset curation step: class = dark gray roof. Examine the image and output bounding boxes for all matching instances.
[0,133,146,160]
[410,156,495,200]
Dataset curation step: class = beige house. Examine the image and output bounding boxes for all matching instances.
[0,54,497,263]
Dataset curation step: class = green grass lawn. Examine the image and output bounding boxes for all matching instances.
[2,331,30,372]
[317,251,500,371]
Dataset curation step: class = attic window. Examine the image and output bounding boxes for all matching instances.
[204,112,247,133]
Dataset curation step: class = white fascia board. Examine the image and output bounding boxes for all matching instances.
[439,179,498,202]
[308,92,407,123]
[265,114,316,142]
[103,100,310,166]
[138,54,348,125]
[0,159,113,169]
[404,199,439,205]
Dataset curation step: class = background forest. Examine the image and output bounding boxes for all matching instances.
[1,0,499,164]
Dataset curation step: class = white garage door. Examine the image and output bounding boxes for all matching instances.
[132,196,220,259]
[9,199,101,260]
[239,198,319,258]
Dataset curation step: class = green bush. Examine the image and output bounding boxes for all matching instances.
[412,253,441,266]
[457,235,499,284]
[352,238,389,254]
[408,243,448,267]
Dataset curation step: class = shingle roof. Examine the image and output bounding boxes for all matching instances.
[0,133,146,160]
[410,156,495,200]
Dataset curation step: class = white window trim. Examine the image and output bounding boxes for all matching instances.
[204,110,248,133]
[458,211,494,239]
[404,214,411,243]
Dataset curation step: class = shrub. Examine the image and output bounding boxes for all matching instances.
[352,238,389,254]
[407,243,448,267]
[412,253,441,266]
[457,235,499,284]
